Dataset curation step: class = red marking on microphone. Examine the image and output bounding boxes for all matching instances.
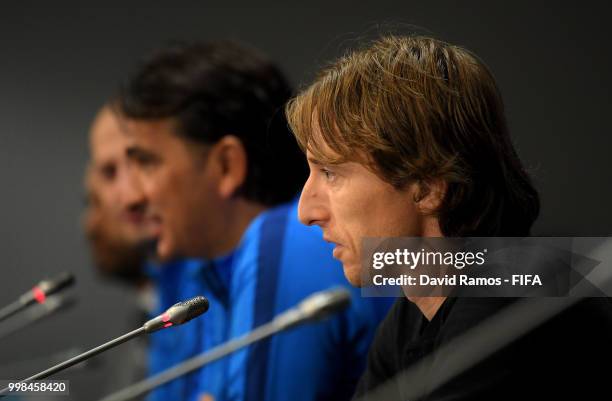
[161,313,171,323]
[163,322,173,328]
[33,287,46,304]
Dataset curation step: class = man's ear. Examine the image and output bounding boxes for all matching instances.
[414,178,447,215]
[209,135,247,199]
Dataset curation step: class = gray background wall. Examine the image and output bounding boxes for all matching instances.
[0,1,610,399]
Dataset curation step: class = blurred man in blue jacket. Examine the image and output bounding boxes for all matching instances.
[111,40,391,401]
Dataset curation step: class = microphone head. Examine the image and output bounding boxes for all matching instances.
[19,272,76,305]
[144,296,209,333]
[38,272,75,297]
[166,296,210,324]
[298,287,351,322]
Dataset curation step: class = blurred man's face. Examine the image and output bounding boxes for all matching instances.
[298,128,438,286]
[122,119,224,261]
[87,108,157,242]
[84,108,157,277]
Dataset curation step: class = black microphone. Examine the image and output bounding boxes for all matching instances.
[0,295,209,397]
[0,272,75,323]
[98,287,351,401]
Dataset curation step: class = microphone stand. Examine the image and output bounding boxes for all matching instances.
[0,272,75,323]
[0,299,26,323]
[100,314,291,401]
[0,295,76,341]
[0,295,209,398]
[0,328,145,397]
[30,327,145,382]
[98,287,351,401]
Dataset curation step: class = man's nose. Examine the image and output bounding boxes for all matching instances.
[298,175,329,227]
[118,168,147,210]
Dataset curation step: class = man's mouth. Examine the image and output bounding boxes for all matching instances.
[323,234,339,245]
[322,233,347,260]
[124,210,146,225]
[332,243,344,259]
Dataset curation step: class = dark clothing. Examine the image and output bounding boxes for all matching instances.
[355,296,612,400]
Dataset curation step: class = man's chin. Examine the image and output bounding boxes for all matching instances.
[342,264,363,287]
[156,238,177,263]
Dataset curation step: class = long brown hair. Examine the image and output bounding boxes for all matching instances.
[286,35,539,236]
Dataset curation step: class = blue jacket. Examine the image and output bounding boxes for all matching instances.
[147,199,392,401]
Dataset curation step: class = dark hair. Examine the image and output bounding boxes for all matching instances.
[287,35,540,236]
[116,40,307,206]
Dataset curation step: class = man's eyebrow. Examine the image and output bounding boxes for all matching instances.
[125,146,144,158]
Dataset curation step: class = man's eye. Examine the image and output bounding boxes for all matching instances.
[100,164,116,180]
[320,168,336,181]
[135,153,159,167]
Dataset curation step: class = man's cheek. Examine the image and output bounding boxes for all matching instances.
[146,176,167,204]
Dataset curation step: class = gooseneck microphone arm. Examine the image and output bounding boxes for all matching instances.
[98,287,352,401]
[0,295,209,397]
[101,316,285,401]
[0,272,75,323]
[0,300,25,323]
[24,326,145,382]
[0,294,76,342]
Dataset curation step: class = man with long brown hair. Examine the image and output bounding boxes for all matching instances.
[287,35,612,400]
